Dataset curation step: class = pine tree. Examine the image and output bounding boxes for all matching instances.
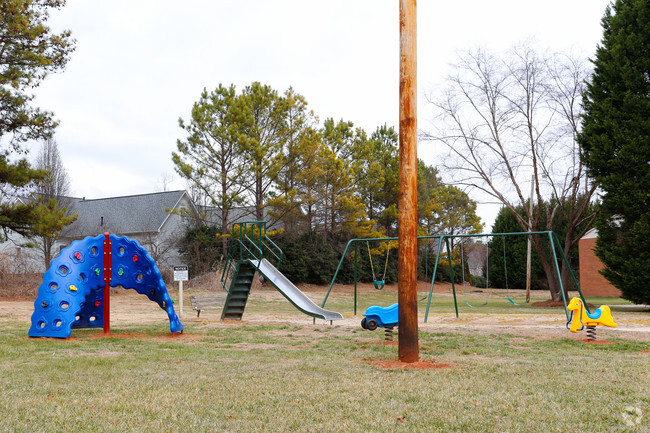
[173,84,247,252]
[0,0,75,240]
[578,0,650,304]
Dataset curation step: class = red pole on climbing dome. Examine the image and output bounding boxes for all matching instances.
[103,233,112,334]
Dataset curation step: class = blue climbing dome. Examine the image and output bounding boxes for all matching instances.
[28,234,183,338]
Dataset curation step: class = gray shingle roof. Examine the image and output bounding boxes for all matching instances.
[62,190,189,237]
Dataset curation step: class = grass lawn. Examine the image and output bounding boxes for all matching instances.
[1,287,648,432]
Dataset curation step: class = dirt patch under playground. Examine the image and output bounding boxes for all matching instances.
[2,281,649,342]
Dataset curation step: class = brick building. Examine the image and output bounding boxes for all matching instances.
[578,228,622,297]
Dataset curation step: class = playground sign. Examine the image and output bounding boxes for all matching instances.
[174,265,188,318]
[173,265,189,281]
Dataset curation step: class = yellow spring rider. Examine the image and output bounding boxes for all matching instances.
[566,297,617,340]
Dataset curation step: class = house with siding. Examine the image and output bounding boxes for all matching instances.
[1,189,284,274]
[1,190,196,273]
[58,190,196,270]
[578,228,621,297]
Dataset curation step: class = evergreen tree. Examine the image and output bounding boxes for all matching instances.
[354,125,399,235]
[429,185,483,240]
[489,206,543,290]
[273,231,340,284]
[417,160,441,232]
[178,225,223,275]
[319,119,368,236]
[239,82,289,222]
[578,0,650,304]
[266,88,315,232]
[173,84,247,253]
[0,0,75,241]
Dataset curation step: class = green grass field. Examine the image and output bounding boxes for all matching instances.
[1,288,648,432]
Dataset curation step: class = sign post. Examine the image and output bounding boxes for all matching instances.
[173,265,189,317]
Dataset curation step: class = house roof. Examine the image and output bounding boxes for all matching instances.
[581,228,599,240]
[61,190,191,238]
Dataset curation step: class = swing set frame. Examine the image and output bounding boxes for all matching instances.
[423,231,588,322]
[320,231,587,322]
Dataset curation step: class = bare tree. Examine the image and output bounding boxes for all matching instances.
[34,139,76,268]
[157,172,176,192]
[137,230,183,270]
[422,46,598,301]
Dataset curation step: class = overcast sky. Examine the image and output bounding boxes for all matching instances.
[32,0,612,230]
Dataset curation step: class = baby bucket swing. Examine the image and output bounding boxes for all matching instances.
[367,242,390,290]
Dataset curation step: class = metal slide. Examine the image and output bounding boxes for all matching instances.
[253,258,343,321]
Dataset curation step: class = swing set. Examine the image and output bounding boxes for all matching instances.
[319,230,589,323]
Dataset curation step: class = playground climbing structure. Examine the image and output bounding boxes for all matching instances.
[29,234,183,338]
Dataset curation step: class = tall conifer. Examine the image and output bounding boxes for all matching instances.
[578,0,650,304]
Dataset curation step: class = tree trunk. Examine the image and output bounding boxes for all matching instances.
[256,172,264,221]
[221,210,229,259]
[531,235,562,301]
[42,237,52,270]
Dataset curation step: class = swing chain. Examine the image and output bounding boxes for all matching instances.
[366,242,377,281]
[367,241,390,290]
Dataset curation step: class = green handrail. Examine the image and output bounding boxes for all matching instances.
[242,221,284,266]
[219,221,284,293]
[219,228,247,293]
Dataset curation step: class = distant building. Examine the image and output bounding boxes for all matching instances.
[0,190,284,274]
[466,243,488,277]
[578,228,621,297]
[58,190,196,270]
[0,191,196,273]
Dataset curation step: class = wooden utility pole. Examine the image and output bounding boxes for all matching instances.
[398,0,418,363]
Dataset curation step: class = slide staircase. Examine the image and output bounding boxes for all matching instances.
[221,260,256,320]
[219,222,343,322]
